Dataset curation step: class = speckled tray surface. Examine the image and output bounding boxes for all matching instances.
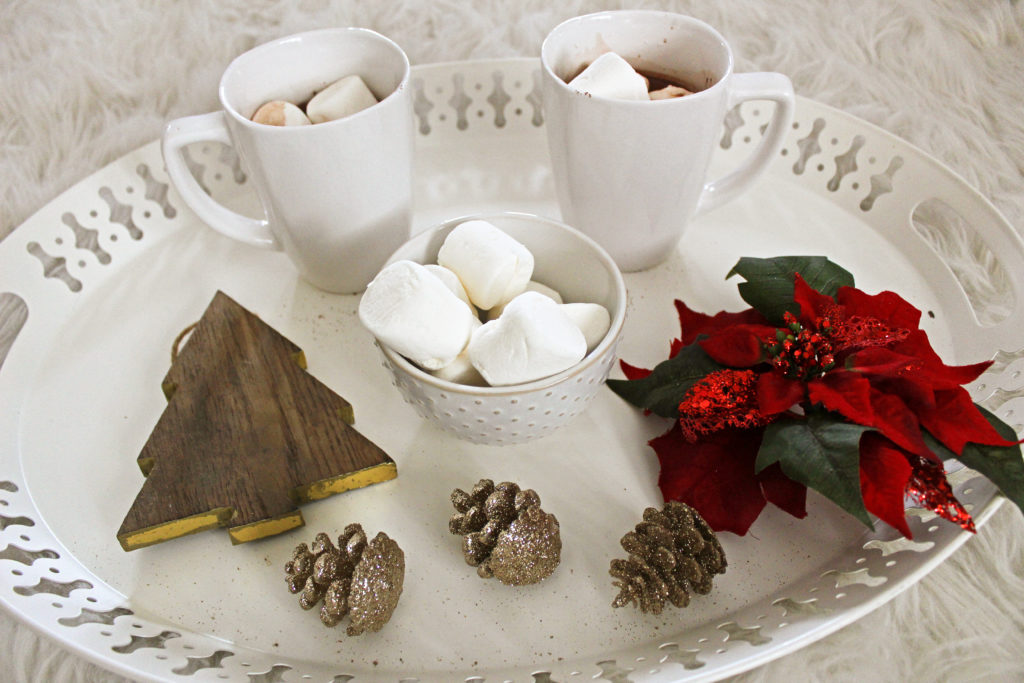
[1,58,1022,682]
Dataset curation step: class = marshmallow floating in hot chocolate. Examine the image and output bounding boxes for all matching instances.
[251,74,377,126]
[437,220,534,311]
[569,52,696,102]
[649,84,694,100]
[306,74,379,123]
[568,52,649,101]
[468,291,587,387]
[358,260,478,371]
[251,100,312,126]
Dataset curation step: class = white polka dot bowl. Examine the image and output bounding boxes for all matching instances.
[373,211,627,445]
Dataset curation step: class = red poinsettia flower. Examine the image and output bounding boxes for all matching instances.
[689,275,1014,451]
[610,262,1023,538]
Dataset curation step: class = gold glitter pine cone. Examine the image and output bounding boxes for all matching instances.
[449,479,561,585]
[609,501,726,614]
[284,523,405,635]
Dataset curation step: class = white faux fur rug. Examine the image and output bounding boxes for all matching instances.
[2,1,1023,681]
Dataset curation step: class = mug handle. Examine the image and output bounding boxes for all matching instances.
[161,112,280,249]
[695,72,795,215]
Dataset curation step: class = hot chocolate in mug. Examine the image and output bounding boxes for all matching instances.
[162,27,414,294]
[541,11,795,272]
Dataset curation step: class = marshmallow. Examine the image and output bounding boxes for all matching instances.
[431,350,486,385]
[560,302,611,352]
[568,52,648,101]
[468,291,586,386]
[424,264,474,311]
[486,280,563,320]
[306,74,378,124]
[649,84,694,100]
[251,100,312,126]
[358,260,478,371]
[430,324,486,386]
[437,220,534,310]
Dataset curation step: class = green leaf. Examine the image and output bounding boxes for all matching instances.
[755,413,874,527]
[607,343,725,418]
[923,405,1024,515]
[726,256,855,324]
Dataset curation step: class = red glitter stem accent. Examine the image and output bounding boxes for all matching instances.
[906,456,976,533]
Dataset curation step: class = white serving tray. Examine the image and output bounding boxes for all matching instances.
[1,58,1022,683]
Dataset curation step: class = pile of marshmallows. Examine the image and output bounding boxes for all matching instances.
[251,74,377,126]
[359,220,611,387]
[568,52,693,101]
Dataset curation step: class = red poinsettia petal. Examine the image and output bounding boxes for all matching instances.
[859,433,914,538]
[836,286,922,330]
[868,389,936,461]
[793,273,837,325]
[757,372,805,415]
[619,359,652,380]
[870,374,937,412]
[891,330,993,389]
[807,370,874,425]
[651,423,766,535]
[846,347,922,377]
[674,299,770,346]
[698,325,773,367]
[669,338,684,359]
[757,462,808,518]
[917,387,1023,455]
[850,334,962,411]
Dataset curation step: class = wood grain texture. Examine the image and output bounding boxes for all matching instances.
[117,291,396,550]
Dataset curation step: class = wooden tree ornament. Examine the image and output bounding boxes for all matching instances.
[117,291,396,551]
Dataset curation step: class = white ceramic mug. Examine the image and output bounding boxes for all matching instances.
[162,28,414,294]
[541,11,795,272]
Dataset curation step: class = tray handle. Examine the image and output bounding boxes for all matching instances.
[912,174,1024,356]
